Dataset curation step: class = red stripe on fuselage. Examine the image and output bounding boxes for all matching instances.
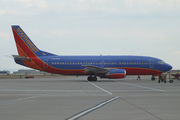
[120,67,162,75]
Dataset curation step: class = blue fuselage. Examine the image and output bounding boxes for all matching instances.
[25,55,172,75]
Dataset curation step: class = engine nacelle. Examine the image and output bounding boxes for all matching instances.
[100,69,126,79]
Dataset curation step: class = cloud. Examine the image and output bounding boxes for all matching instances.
[0,9,27,16]
[123,0,180,15]
[124,0,133,7]
[0,0,48,17]
[91,0,107,3]
[0,10,8,15]
[134,30,166,41]
[78,0,84,3]
[172,51,180,56]
[124,0,180,8]
[0,32,10,40]
[100,29,166,43]
[50,30,66,37]
[14,0,47,9]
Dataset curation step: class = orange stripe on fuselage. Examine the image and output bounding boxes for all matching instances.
[15,43,44,71]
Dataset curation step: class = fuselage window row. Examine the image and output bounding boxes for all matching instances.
[51,62,149,65]
[119,62,148,64]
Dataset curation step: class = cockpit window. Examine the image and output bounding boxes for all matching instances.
[158,61,165,64]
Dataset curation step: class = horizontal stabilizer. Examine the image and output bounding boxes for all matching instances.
[12,55,31,61]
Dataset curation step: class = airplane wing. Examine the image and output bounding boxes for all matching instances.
[12,55,32,61]
[83,65,109,74]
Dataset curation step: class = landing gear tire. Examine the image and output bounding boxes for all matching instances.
[87,76,97,81]
[87,76,92,81]
[92,77,97,81]
[169,80,174,83]
[151,76,155,81]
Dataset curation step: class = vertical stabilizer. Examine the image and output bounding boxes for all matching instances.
[12,25,56,57]
[12,25,41,57]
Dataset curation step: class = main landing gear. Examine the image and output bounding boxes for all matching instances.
[87,76,97,81]
[151,76,155,81]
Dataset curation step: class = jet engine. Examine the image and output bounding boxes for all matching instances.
[100,69,126,79]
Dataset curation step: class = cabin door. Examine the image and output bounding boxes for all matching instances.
[43,59,48,69]
[149,59,154,68]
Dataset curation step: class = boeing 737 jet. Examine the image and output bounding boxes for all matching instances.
[11,25,172,81]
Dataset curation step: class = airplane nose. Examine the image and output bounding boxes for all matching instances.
[165,63,173,72]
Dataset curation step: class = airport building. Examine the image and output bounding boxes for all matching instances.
[0,70,10,74]
[13,69,47,75]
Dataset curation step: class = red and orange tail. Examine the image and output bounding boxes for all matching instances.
[12,25,41,57]
[12,25,56,58]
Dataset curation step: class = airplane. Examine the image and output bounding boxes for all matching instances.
[11,25,172,81]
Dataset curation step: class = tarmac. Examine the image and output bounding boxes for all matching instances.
[0,75,180,120]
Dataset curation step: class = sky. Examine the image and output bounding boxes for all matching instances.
[0,0,180,72]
